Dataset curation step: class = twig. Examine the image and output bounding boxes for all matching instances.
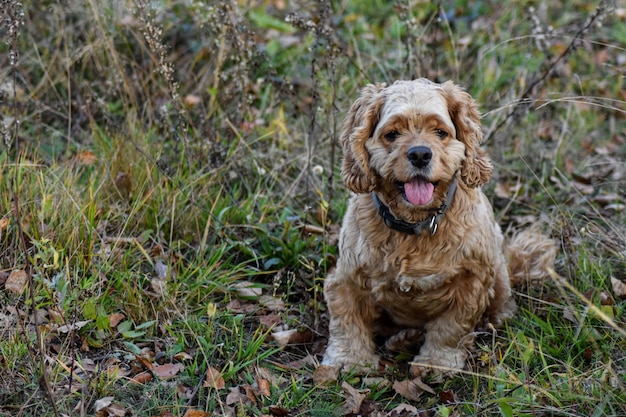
[484,0,611,144]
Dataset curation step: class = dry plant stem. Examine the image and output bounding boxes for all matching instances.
[2,2,60,415]
[484,0,611,144]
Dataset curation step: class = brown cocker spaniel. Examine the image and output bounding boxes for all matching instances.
[323,79,555,375]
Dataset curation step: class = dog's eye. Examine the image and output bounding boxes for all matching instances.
[435,129,448,139]
[384,131,400,142]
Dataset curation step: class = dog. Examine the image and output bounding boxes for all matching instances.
[322,79,555,375]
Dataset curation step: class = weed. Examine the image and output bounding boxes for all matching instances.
[1,0,625,416]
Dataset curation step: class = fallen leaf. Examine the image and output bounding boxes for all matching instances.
[232,281,262,299]
[611,277,626,299]
[226,386,250,406]
[389,403,419,414]
[174,351,193,361]
[109,313,125,328]
[177,384,194,400]
[257,377,271,397]
[268,406,289,417]
[438,389,456,405]
[182,410,209,417]
[393,379,424,402]
[0,217,9,232]
[152,363,184,379]
[204,366,225,389]
[259,295,286,311]
[94,397,127,417]
[57,320,92,334]
[131,371,152,384]
[136,355,154,371]
[258,313,282,329]
[94,396,114,412]
[242,383,258,405]
[341,381,368,414]
[5,269,28,294]
[312,365,338,386]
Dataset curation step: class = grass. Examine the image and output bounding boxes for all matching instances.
[1,0,625,416]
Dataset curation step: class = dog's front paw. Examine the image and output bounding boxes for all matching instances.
[409,348,466,376]
[322,352,381,375]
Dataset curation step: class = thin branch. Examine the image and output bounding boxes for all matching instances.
[484,0,611,143]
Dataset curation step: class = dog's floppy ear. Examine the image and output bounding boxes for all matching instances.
[340,83,386,193]
[442,81,493,188]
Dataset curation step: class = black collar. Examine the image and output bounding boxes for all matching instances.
[372,173,458,236]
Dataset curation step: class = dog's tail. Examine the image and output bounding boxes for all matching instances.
[505,227,557,287]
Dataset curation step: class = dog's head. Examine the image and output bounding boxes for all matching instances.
[341,79,492,215]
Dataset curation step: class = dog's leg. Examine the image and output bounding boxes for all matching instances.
[322,275,380,373]
[410,273,491,375]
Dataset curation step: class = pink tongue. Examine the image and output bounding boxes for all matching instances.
[404,179,434,205]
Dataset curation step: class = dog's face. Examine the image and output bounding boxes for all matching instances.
[341,79,492,218]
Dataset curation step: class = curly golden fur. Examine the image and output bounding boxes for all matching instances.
[323,79,556,375]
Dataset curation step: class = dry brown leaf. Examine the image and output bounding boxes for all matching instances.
[438,389,457,405]
[0,217,9,232]
[94,396,114,412]
[57,320,92,334]
[182,410,210,417]
[259,295,286,312]
[268,406,289,417]
[258,313,282,329]
[136,355,154,371]
[232,281,262,299]
[152,363,184,379]
[177,384,195,400]
[108,313,125,329]
[242,383,258,405]
[257,377,271,397]
[341,381,368,414]
[611,277,626,299]
[204,366,225,389]
[5,269,28,295]
[131,371,153,384]
[390,403,419,414]
[393,379,424,402]
[226,386,250,406]
[94,397,127,417]
[312,364,338,386]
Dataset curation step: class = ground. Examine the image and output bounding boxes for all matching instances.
[0,0,625,416]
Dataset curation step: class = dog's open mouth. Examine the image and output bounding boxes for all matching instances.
[396,177,438,206]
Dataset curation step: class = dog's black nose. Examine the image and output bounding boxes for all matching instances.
[407,146,432,168]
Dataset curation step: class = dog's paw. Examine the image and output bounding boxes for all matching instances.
[409,348,466,377]
[322,353,381,375]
